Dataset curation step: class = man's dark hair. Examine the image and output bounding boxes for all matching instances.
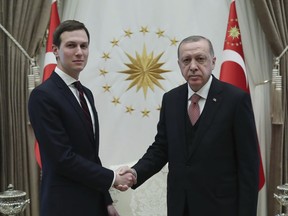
[177,35,214,58]
[53,20,90,47]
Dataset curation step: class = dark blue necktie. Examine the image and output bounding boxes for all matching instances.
[73,81,93,128]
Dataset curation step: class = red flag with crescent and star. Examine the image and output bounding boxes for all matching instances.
[34,0,60,168]
[219,0,265,190]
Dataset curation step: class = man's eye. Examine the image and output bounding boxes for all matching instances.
[67,44,76,48]
[182,59,190,64]
[197,57,206,63]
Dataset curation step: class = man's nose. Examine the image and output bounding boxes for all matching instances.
[75,46,83,55]
[189,59,198,71]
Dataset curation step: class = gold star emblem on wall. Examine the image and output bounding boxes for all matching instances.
[96,25,180,117]
[124,29,133,38]
[102,52,110,60]
[156,29,165,38]
[111,38,119,47]
[102,84,111,92]
[120,44,170,98]
[140,26,149,34]
[99,69,108,76]
[141,109,150,117]
[170,37,179,46]
[112,97,121,105]
[126,106,135,114]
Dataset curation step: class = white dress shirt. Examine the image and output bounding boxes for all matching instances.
[187,75,213,114]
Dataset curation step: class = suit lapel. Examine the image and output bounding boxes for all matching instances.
[82,87,100,150]
[187,77,224,160]
[50,72,95,140]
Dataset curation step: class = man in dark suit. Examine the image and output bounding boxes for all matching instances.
[119,35,259,216]
[28,20,135,216]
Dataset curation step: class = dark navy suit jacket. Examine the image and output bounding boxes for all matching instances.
[132,76,259,216]
[29,72,114,216]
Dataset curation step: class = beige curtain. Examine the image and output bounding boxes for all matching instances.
[251,0,288,215]
[0,0,50,215]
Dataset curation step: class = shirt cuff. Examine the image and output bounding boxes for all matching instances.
[131,168,137,180]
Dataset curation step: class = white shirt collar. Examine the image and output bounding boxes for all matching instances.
[187,75,213,100]
[54,67,78,86]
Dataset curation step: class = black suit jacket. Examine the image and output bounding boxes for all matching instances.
[28,72,114,216]
[132,76,259,216]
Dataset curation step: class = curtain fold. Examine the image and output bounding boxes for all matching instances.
[252,0,288,215]
[235,1,273,215]
[0,0,50,215]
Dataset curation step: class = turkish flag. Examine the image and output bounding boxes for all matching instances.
[219,0,265,190]
[34,0,60,168]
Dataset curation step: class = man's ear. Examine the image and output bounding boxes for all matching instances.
[212,56,216,69]
[52,44,58,57]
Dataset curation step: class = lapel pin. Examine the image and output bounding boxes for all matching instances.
[213,98,217,102]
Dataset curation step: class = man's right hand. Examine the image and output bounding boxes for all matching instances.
[113,166,137,191]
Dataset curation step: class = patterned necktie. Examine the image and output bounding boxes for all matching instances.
[73,81,93,128]
[188,94,201,125]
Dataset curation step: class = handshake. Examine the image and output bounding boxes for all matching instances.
[113,166,137,191]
